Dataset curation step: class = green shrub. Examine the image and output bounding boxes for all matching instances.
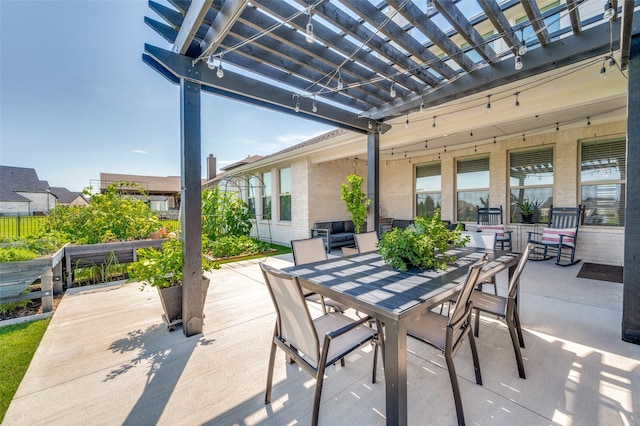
[377,209,468,272]
[44,182,161,244]
[0,300,32,316]
[201,188,252,241]
[206,235,268,258]
[127,238,218,289]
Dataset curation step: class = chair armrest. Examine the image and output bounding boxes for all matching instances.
[326,315,373,339]
[311,228,330,238]
[527,231,543,241]
[503,230,513,237]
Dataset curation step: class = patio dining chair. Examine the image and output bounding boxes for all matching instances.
[461,231,498,296]
[261,263,381,426]
[471,243,533,379]
[407,255,487,426]
[527,205,584,266]
[354,231,379,253]
[291,237,348,313]
[476,205,513,250]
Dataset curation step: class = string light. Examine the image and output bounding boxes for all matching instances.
[295,97,300,113]
[216,55,224,78]
[337,70,344,90]
[426,0,436,15]
[603,1,614,20]
[305,9,314,43]
[587,116,591,125]
[518,28,527,56]
[514,92,520,109]
[493,136,496,144]
[390,82,397,98]
[515,55,523,70]
[432,116,437,128]
[425,140,428,148]
[368,120,373,130]
[600,58,607,78]
[206,54,216,70]
[522,134,526,141]
[556,122,559,131]
[486,95,491,112]
[420,98,425,113]
[312,99,318,113]
[405,114,409,128]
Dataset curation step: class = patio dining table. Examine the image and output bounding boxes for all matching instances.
[282,247,522,426]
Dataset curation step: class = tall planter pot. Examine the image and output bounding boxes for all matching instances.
[157,276,210,331]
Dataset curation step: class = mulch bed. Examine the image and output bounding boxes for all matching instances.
[577,262,623,283]
[0,285,63,322]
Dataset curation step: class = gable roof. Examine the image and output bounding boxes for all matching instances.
[0,166,50,202]
[100,173,182,193]
[49,187,87,204]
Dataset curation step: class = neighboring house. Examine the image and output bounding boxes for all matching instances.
[0,166,57,215]
[49,187,88,207]
[100,172,182,213]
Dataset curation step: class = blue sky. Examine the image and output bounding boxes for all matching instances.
[0,0,333,192]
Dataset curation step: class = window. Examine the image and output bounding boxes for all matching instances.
[416,163,441,218]
[247,175,257,218]
[509,147,554,223]
[262,171,271,220]
[456,157,489,222]
[279,167,291,221]
[581,138,626,226]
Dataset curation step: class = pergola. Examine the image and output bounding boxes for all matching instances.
[142,0,640,349]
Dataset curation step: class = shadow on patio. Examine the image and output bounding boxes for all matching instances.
[4,253,639,425]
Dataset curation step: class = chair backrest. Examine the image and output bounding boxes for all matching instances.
[477,206,503,225]
[291,238,328,265]
[548,205,583,229]
[450,255,487,326]
[462,231,497,249]
[355,231,379,253]
[260,263,320,364]
[507,243,534,299]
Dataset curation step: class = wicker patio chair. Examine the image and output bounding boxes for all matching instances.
[407,256,487,426]
[261,263,381,426]
[471,243,533,379]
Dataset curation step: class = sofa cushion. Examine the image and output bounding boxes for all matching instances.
[344,221,354,233]
[331,232,352,243]
[314,222,331,230]
[331,221,345,234]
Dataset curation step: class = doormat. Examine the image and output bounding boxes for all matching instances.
[577,262,623,283]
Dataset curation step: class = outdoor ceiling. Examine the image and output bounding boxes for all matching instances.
[144,0,638,135]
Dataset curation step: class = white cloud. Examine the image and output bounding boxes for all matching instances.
[132,150,148,154]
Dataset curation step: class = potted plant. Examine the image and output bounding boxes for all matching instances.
[377,209,468,272]
[340,174,370,234]
[516,199,540,224]
[127,237,218,330]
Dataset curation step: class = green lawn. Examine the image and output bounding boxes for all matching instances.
[0,319,50,423]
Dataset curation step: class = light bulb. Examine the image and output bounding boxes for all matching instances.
[368,121,373,130]
[603,1,614,20]
[295,101,300,113]
[390,82,396,98]
[518,43,527,56]
[305,21,314,43]
[420,101,425,113]
[486,95,491,112]
[207,55,216,70]
[312,101,317,113]
[600,64,607,78]
[514,55,523,70]
[426,0,435,15]
[337,76,344,91]
[216,64,224,78]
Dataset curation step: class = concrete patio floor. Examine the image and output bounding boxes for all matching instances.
[3,252,640,425]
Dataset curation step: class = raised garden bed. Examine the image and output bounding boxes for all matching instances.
[0,243,67,312]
